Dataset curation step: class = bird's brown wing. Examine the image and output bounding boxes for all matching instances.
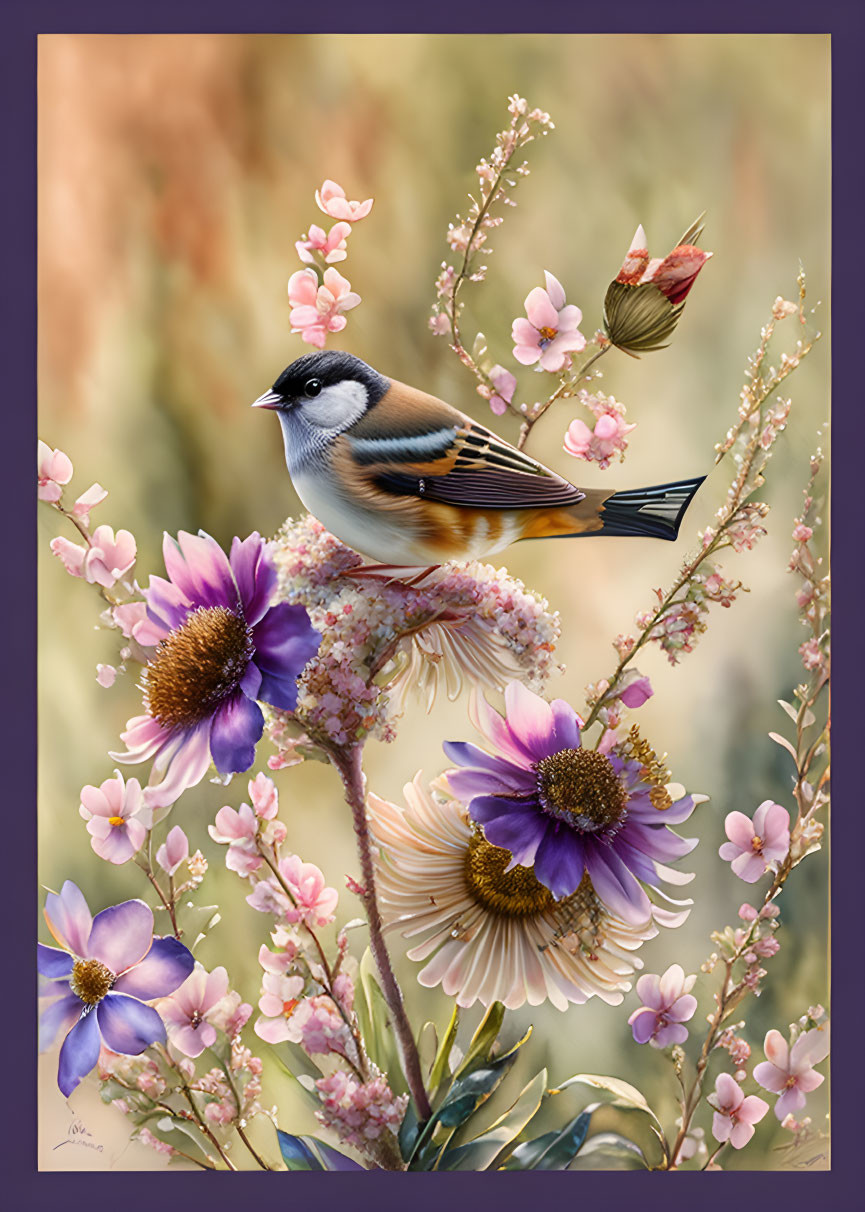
[345,380,585,510]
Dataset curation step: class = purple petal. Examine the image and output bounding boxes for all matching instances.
[144,573,191,634]
[620,819,698,863]
[753,1061,787,1094]
[730,852,767,882]
[503,682,557,761]
[630,792,696,826]
[255,668,301,712]
[44,881,92,957]
[611,837,662,886]
[170,1023,210,1058]
[240,659,263,699]
[445,767,533,801]
[40,994,82,1052]
[634,972,662,1008]
[146,722,212,808]
[252,603,321,679]
[37,944,73,979]
[112,937,195,1000]
[653,1021,690,1048]
[584,845,651,923]
[97,993,166,1054]
[629,1007,660,1044]
[550,699,582,751]
[469,692,536,769]
[476,806,549,867]
[533,827,587,898]
[210,691,263,774]
[444,741,536,791]
[230,533,276,625]
[58,1008,101,1096]
[667,994,698,1022]
[88,900,154,973]
[164,531,235,611]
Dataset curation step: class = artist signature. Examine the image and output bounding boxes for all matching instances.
[53,1116,104,1153]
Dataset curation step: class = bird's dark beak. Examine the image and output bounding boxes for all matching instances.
[251,389,282,411]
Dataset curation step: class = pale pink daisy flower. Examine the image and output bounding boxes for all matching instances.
[707,1073,769,1149]
[314,180,373,222]
[719,801,790,882]
[159,965,230,1057]
[38,440,73,502]
[156,825,189,877]
[79,772,152,865]
[512,271,586,372]
[368,776,684,1012]
[627,963,698,1048]
[753,1025,830,1119]
[296,221,352,264]
[288,267,362,348]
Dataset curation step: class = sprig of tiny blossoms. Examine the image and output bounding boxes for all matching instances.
[583,279,819,731]
[663,452,830,1169]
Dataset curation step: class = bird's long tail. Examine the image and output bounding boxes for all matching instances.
[528,475,706,542]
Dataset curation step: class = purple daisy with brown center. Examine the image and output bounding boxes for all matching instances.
[443,682,698,920]
[112,531,320,806]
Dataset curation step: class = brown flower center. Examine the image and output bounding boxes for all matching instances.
[464,832,556,918]
[145,606,254,729]
[70,958,115,1005]
[535,748,628,833]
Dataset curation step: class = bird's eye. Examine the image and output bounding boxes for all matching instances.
[304,378,323,398]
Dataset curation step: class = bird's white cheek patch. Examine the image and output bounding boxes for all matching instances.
[303,380,369,430]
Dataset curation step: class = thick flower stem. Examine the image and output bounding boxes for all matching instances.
[330,744,433,1125]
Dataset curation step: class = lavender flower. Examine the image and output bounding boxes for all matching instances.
[627,963,697,1047]
[444,682,698,917]
[38,881,193,1096]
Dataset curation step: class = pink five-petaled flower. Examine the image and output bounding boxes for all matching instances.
[707,1073,769,1149]
[564,410,636,470]
[279,855,339,927]
[628,964,697,1048]
[314,179,373,222]
[512,271,586,372]
[110,531,320,808]
[79,772,152,865]
[617,224,712,305]
[38,440,73,502]
[83,525,137,588]
[156,825,189,877]
[753,1025,830,1120]
[248,771,279,819]
[288,267,362,349]
[208,802,262,876]
[72,483,108,525]
[38,881,194,1097]
[159,966,230,1058]
[296,221,352,265]
[254,972,305,1045]
[719,800,790,883]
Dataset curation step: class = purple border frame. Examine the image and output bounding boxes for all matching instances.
[6,1,863,1207]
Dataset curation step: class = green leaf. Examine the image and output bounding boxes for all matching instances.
[355,949,407,1096]
[398,1101,420,1163]
[428,1003,460,1095]
[418,1020,438,1078]
[453,1001,505,1079]
[153,1115,212,1162]
[436,1068,547,1171]
[501,1105,598,1170]
[568,1131,648,1170]
[549,1073,666,1151]
[436,1056,518,1128]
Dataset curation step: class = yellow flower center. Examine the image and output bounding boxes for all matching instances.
[465,833,555,918]
[108,816,125,827]
[145,605,254,729]
[70,958,115,1005]
[535,748,628,833]
[751,835,764,853]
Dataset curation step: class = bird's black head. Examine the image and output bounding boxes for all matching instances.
[253,351,389,422]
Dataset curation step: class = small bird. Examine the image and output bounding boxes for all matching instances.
[252,351,704,567]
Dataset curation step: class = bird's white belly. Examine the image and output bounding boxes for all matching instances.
[291,469,428,564]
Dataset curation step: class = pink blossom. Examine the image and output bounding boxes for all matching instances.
[248,772,279,820]
[628,964,698,1048]
[296,220,352,265]
[160,966,230,1057]
[753,1025,829,1120]
[210,991,253,1038]
[288,267,362,348]
[38,441,73,502]
[71,483,108,525]
[156,825,189,877]
[799,637,824,671]
[316,1069,407,1149]
[137,1127,175,1155]
[719,801,790,882]
[112,601,164,646]
[96,664,117,688]
[314,180,373,222]
[279,854,338,926]
[738,903,758,922]
[79,772,151,865]
[254,972,306,1044]
[511,271,586,372]
[50,535,86,577]
[618,675,653,709]
[792,522,813,543]
[563,390,635,469]
[83,526,137,588]
[209,802,262,876]
[707,1073,769,1149]
[488,364,516,416]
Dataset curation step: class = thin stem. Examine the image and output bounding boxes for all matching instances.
[155,1044,238,1170]
[329,744,433,1124]
[136,856,182,939]
[516,343,611,451]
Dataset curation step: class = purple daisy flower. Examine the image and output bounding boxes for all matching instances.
[38,881,194,1097]
[111,531,321,806]
[443,682,698,920]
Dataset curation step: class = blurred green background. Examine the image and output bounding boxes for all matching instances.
[38,33,829,1170]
